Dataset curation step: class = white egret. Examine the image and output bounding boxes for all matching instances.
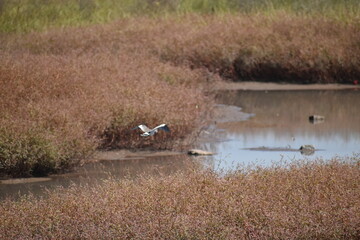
[132,124,170,137]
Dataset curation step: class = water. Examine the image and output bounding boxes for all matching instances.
[198,89,360,171]
[0,153,194,200]
[1,88,360,199]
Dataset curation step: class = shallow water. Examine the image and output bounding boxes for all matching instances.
[0,153,194,200]
[1,88,360,199]
[197,89,360,171]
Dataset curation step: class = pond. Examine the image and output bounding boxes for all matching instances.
[1,86,360,199]
[196,88,360,172]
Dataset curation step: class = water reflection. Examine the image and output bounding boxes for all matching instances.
[0,153,195,200]
[198,89,360,171]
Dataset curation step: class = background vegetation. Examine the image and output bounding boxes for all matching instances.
[1,0,359,33]
[1,159,359,239]
[1,0,360,177]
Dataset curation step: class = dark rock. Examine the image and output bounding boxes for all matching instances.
[299,145,315,156]
[309,115,325,124]
[309,115,324,120]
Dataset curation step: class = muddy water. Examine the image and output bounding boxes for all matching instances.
[1,88,360,199]
[0,153,195,200]
[197,89,360,171]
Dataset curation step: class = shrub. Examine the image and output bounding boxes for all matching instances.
[0,128,60,177]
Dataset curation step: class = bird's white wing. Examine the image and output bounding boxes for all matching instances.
[138,125,152,133]
[155,124,170,132]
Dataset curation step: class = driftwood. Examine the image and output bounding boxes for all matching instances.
[187,149,215,156]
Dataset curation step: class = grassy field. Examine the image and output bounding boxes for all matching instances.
[1,1,360,177]
[1,0,359,33]
[1,158,359,239]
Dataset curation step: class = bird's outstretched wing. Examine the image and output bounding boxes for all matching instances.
[155,124,170,132]
[132,124,151,133]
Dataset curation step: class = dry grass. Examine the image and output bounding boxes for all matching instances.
[1,158,359,239]
[0,51,209,177]
[3,15,359,83]
[155,15,360,83]
[1,14,359,176]
[0,19,213,177]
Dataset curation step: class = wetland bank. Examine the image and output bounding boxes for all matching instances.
[1,0,360,239]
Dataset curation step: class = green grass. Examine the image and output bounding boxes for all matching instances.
[0,0,359,33]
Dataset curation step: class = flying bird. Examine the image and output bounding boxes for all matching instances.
[132,124,170,137]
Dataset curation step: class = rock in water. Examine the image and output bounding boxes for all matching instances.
[299,145,315,156]
[309,115,325,124]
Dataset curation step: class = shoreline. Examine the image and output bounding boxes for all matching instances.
[214,81,360,91]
